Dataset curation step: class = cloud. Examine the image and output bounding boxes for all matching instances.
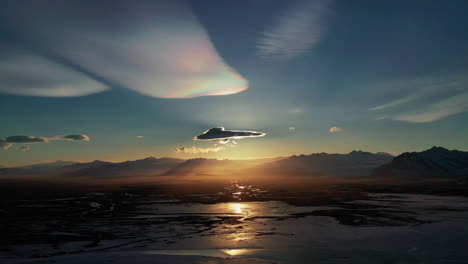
[0,46,108,97]
[194,127,266,143]
[329,126,342,132]
[288,108,304,114]
[370,73,468,123]
[174,145,224,154]
[136,136,144,139]
[218,139,231,144]
[18,146,30,152]
[0,134,90,151]
[370,94,421,111]
[58,134,90,141]
[5,136,48,143]
[0,140,13,150]
[393,93,468,123]
[258,0,332,60]
[0,0,247,98]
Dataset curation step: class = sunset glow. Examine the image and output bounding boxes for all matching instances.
[1,1,468,263]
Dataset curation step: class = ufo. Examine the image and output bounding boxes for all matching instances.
[194,127,266,143]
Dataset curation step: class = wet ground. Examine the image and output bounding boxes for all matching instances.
[2,181,468,263]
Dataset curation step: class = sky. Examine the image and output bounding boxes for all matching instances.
[1,0,468,166]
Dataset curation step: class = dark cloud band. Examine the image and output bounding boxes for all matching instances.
[58,134,90,141]
[0,134,90,150]
[6,136,47,143]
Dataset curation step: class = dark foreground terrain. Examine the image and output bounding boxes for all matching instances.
[2,178,468,263]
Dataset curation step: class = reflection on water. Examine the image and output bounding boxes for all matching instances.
[143,248,260,258]
[227,202,256,242]
[224,180,266,201]
[222,248,249,256]
[5,192,468,263]
[229,202,251,217]
[230,203,243,214]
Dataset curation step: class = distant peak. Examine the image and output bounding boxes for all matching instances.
[89,160,107,164]
[425,146,449,153]
[134,157,158,162]
[430,146,447,150]
[376,152,393,157]
[349,150,369,155]
[189,158,204,160]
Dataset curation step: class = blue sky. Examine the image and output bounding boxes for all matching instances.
[1,0,467,166]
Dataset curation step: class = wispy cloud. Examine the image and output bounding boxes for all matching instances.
[329,126,342,132]
[258,0,332,60]
[174,145,224,154]
[370,94,422,111]
[370,73,468,123]
[393,92,468,123]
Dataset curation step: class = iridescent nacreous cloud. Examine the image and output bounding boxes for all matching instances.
[0,0,248,98]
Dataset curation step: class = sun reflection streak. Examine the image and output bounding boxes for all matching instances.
[221,249,250,256]
[228,203,251,217]
[226,202,256,242]
[230,203,243,215]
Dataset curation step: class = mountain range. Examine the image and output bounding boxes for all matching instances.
[249,150,393,177]
[1,147,467,179]
[372,147,468,178]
